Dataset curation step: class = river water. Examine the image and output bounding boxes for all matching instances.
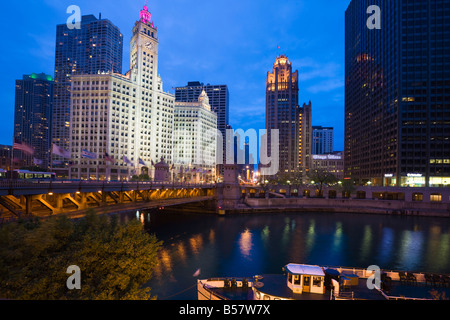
[118,210,450,300]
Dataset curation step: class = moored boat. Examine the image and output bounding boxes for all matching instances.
[198,263,450,301]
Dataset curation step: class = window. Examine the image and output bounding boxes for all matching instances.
[313,277,323,287]
[430,194,442,202]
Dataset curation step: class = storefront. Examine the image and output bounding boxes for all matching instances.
[401,174,426,187]
[383,174,397,187]
[429,177,450,188]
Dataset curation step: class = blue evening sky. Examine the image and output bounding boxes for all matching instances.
[0,0,351,151]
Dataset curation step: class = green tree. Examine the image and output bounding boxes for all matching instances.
[19,166,48,172]
[338,178,357,198]
[307,169,339,197]
[0,211,162,300]
[131,174,151,182]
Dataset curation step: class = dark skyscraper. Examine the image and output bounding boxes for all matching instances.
[14,73,54,169]
[53,14,123,176]
[345,0,450,187]
[266,56,299,176]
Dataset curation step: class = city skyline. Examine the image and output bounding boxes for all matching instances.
[1,1,450,307]
[0,0,349,151]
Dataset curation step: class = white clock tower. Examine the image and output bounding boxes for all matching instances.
[130,1,174,173]
[130,1,159,87]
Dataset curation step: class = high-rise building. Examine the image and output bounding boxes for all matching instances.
[312,126,334,155]
[266,56,299,176]
[345,0,450,187]
[53,14,123,177]
[0,145,12,170]
[14,73,54,169]
[69,3,174,181]
[173,90,218,183]
[175,82,229,168]
[297,101,313,180]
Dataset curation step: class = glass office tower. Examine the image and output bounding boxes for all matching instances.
[345,0,450,187]
[14,73,54,169]
[53,14,123,177]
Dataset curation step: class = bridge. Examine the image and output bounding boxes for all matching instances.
[2,163,449,222]
[0,180,216,222]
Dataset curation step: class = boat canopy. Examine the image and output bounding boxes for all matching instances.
[285,264,325,277]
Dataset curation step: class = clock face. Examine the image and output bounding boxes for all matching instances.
[145,42,153,49]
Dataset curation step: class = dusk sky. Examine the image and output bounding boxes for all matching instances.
[0,0,351,151]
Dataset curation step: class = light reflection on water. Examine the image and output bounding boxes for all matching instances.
[239,229,253,260]
[122,210,450,300]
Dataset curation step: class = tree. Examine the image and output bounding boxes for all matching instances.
[20,166,48,172]
[338,178,357,198]
[0,211,162,300]
[307,169,338,197]
[131,174,151,182]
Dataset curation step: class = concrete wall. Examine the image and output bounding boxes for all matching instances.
[244,197,450,218]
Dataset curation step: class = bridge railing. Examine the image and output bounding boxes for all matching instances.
[0,180,217,190]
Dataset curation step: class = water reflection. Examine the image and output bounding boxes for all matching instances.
[398,230,424,271]
[118,210,450,300]
[426,226,450,271]
[305,219,316,255]
[239,229,253,260]
[377,227,394,266]
[189,234,203,256]
[282,221,290,247]
[261,226,270,246]
[332,222,343,253]
[360,225,372,261]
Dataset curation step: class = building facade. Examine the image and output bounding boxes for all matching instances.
[0,145,12,170]
[312,126,334,155]
[266,56,299,176]
[175,82,229,177]
[345,0,450,187]
[53,14,123,177]
[297,101,313,182]
[69,3,174,181]
[14,73,54,169]
[173,90,218,183]
[311,152,345,180]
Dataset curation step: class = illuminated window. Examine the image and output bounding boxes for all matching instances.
[430,194,442,202]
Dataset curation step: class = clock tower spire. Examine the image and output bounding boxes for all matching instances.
[140,1,151,25]
[130,1,159,85]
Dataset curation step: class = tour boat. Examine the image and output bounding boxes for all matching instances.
[197,263,450,301]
